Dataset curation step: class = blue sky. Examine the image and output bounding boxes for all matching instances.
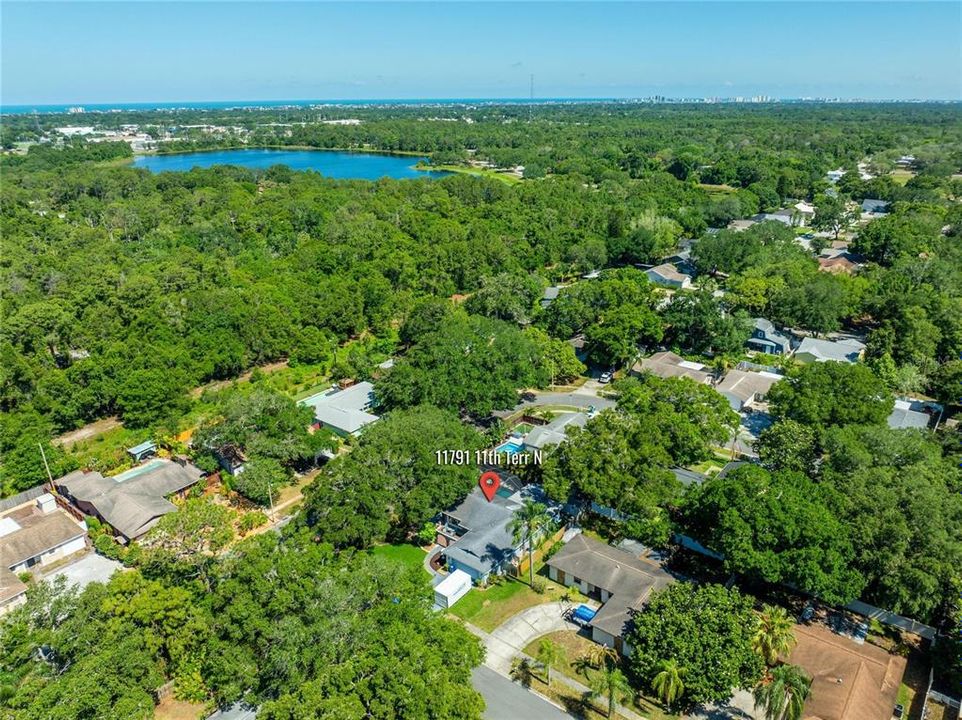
[2,2,960,105]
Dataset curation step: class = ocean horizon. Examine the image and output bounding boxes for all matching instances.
[4,97,957,116]
[1,98,623,115]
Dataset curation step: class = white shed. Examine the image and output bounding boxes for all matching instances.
[434,569,472,609]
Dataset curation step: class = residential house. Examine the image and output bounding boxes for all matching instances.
[56,458,205,542]
[861,198,890,216]
[793,201,816,226]
[567,334,588,363]
[746,318,792,356]
[630,351,712,385]
[1,494,88,614]
[789,623,906,720]
[546,534,674,656]
[436,480,558,583]
[795,337,866,364]
[887,398,937,431]
[751,209,795,227]
[826,168,846,184]
[727,219,756,232]
[213,444,247,475]
[714,369,783,413]
[300,381,379,437]
[644,263,692,289]
[817,252,863,275]
[541,285,563,308]
[523,412,588,451]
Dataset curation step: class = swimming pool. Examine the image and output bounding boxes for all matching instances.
[495,440,524,455]
[112,459,165,483]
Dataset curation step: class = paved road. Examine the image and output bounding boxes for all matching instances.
[472,666,572,720]
[515,390,616,413]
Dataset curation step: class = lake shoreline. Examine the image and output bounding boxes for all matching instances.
[129,146,451,180]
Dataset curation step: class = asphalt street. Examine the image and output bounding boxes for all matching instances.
[472,666,573,720]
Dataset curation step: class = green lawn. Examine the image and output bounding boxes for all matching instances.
[450,577,579,632]
[369,543,430,580]
[417,163,522,185]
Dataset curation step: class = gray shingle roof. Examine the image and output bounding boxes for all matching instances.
[56,460,203,540]
[443,490,520,575]
[524,413,588,450]
[547,534,674,639]
[796,337,866,363]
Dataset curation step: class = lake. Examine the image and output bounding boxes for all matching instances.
[131,148,451,180]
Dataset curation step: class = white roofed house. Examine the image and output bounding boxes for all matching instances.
[795,337,866,364]
[299,381,379,437]
[523,412,589,451]
[630,351,713,385]
[644,263,692,290]
[887,398,939,431]
[714,369,783,413]
[751,209,795,227]
[793,201,816,227]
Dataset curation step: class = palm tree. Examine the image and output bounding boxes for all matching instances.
[651,658,686,711]
[510,657,536,688]
[537,639,562,685]
[753,664,812,720]
[754,604,797,666]
[584,643,619,670]
[588,664,632,719]
[506,499,550,584]
[573,652,596,679]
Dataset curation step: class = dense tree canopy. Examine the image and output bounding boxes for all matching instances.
[627,583,764,706]
[683,465,864,604]
[301,405,484,547]
[767,362,893,429]
[377,311,547,416]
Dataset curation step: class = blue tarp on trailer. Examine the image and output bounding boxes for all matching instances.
[573,605,596,623]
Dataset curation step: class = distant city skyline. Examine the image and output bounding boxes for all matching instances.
[2,2,960,105]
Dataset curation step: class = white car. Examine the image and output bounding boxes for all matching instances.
[599,370,613,384]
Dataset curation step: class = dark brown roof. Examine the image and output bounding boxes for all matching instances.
[547,534,674,639]
[789,623,906,720]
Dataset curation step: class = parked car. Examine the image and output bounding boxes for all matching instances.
[599,370,613,384]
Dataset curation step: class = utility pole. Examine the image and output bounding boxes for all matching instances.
[267,476,276,523]
[38,442,54,489]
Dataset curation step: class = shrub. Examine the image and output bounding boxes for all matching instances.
[531,577,547,594]
[239,510,268,533]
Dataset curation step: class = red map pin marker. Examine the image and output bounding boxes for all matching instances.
[479,471,501,502]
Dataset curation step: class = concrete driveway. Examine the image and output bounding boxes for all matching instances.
[686,690,759,720]
[483,601,591,673]
[45,553,123,590]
